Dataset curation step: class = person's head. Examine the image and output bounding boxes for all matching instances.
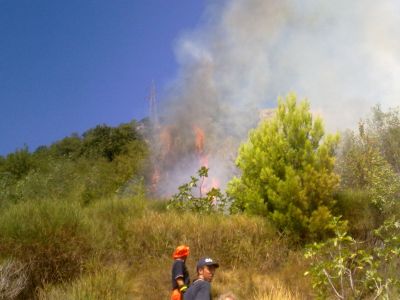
[173,245,190,260]
[196,257,219,282]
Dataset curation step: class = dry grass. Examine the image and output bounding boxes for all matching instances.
[125,211,282,268]
[19,203,312,299]
[0,259,29,299]
[213,269,309,300]
[122,210,311,299]
[0,199,92,291]
[38,264,133,300]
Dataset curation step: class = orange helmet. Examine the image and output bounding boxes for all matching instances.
[173,245,190,259]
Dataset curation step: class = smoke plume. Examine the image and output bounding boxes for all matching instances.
[154,0,400,195]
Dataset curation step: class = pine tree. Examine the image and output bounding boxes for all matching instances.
[228,93,339,241]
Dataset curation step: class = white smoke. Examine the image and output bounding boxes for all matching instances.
[155,0,400,194]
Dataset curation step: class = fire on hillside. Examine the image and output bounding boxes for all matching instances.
[150,123,221,197]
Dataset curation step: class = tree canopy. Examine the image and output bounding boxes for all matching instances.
[228,94,340,241]
[0,120,148,206]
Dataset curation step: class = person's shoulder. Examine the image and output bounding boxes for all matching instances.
[192,279,210,289]
[201,280,211,288]
[173,259,185,266]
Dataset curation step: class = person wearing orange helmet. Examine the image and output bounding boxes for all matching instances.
[171,245,190,300]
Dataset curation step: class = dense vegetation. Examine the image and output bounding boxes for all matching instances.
[0,96,399,299]
[228,94,339,242]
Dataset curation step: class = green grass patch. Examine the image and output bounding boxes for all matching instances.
[0,199,92,288]
[38,265,132,300]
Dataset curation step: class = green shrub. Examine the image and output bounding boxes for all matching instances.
[85,194,146,257]
[80,153,147,205]
[228,94,339,242]
[0,174,17,208]
[147,198,169,212]
[336,122,400,213]
[305,217,400,299]
[334,189,382,239]
[168,167,230,214]
[1,147,34,180]
[0,200,92,289]
[12,159,83,203]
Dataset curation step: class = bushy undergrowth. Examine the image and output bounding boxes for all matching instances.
[38,265,132,300]
[1,150,313,299]
[0,199,92,293]
[122,211,310,299]
[167,166,231,213]
[334,189,383,239]
[85,195,147,259]
[30,203,311,300]
[305,217,400,299]
[126,211,280,268]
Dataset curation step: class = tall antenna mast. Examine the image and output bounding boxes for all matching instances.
[148,80,159,128]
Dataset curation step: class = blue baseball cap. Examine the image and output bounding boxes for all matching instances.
[196,257,219,270]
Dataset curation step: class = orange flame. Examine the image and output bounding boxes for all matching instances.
[193,126,205,154]
[211,178,220,189]
[193,125,209,167]
[192,125,222,196]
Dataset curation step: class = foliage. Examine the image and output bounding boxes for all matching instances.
[368,105,400,173]
[0,172,18,207]
[167,166,230,214]
[11,159,83,203]
[334,189,382,239]
[35,207,309,299]
[228,94,339,241]
[80,121,141,161]
[85,193,147,256]
[337,123,400,212]
[0,200,92,287]
[0,120,148,207]
[38,265,132,300]
[80,147,148,205]
[0,155,5,167]
[315,106,400,298]
[371,218,400,295]
[305,217,400,299]
[0,146,35,180]
[48,133,82,159]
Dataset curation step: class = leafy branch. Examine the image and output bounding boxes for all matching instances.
[167,167,230,214]
[305,217,400,299]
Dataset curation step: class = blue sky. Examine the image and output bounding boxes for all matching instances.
[2,1,400,157]
[0,0,205,155]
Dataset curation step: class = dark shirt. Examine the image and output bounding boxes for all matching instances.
[171,259,190,290]
[183,279,211,300]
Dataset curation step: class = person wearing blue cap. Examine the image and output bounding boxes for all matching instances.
[184,257,219,300]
